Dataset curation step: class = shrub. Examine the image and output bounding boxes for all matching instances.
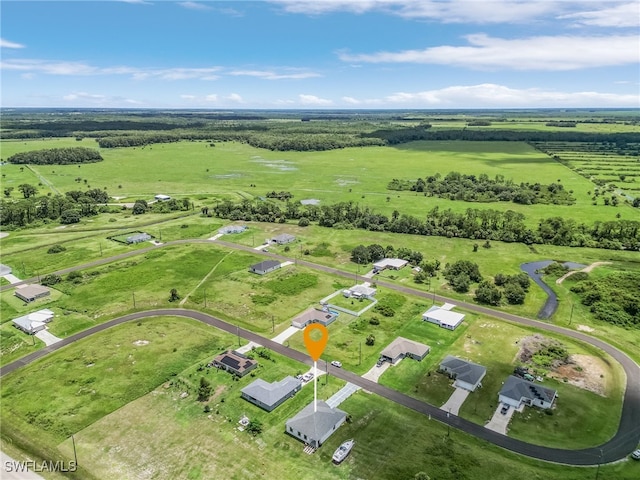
[369,317,380,326]
[365,334,376,346]
[41,274,61,286]
[47,244,67,254]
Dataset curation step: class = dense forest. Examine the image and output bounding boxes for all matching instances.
[7,147,103,165]
[387,172,576,205]
[211,199,640,250]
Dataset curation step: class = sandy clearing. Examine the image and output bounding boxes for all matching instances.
[556,262,612,284]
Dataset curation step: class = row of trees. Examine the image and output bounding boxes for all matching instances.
[212,199,640,250]
[0,188,112,226]
[388,172,575,205]
[7,147,103,165]
[350,243,423,265]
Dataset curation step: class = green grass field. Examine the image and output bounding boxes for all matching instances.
[2,138,638,228]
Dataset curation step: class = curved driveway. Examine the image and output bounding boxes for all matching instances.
[1,239,639,464]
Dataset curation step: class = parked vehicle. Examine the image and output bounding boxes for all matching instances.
[331,361,342,368]
[631,449,640,460]
[500,404,509,415]
[332,439,355,464]
[302,372,314,382]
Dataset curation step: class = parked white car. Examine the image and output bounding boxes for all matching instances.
[302,372,314,382]
[631,449,640,460]
[331,361,342,368]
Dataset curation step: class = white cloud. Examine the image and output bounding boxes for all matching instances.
[559,2,640,28]
[373,83,640,108]
[298,94,333,105]
[179,2,211,11]
[180,94,197,99]
[205,94,218,102]
[342,96,361,104]
[339,33,639,70]
[271,0,576,24]
[63,92,106,101]
[120,0,153,5]
[132,67,220,81]
[226,93,244,103]
[1,38,25,49]
[229,69,321,80]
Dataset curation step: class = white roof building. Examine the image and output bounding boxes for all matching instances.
[373,258,408,271]
[423,303,465,330]
[12,309,55,334]
[343,283,377,298]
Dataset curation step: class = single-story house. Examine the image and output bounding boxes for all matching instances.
[241,376,302,412]
[439,355,487,392]
[422,303,465,330]
[343,283,376,299]
[271,234,296,245]
[373,258,408,272]
[249,260,281,275]
[155,194,171,201]
[14,284,50,303]
[499,375,557,410]
[126,232,152,244]
[210,350,258,377]
[285,400,346,449]
[218,225,247,234]
[380,337,430,365]
[291,308,338,329]
[12,308,54,335]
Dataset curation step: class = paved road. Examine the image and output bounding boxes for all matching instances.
[2,238,639,464]
[2,308,638,465]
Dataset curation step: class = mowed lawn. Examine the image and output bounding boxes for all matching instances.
[2,138,636,227]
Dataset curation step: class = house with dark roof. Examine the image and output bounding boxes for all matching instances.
[210,350,258,377]
[14,284,50,303]
[241,376,301,412]
[271,233,296,245]
[499,375,557,410]
[291,308,338,329]
[12,309,54,335]
[380,337,430,365]
[285,400,346,448]
[249,260,281,275]
[439,355,486,392]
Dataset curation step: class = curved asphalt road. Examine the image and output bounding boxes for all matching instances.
[2,239,639,464]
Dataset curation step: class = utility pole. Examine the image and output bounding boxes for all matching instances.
[132,292,136,308]
[204,288,207,308]
[569,303,574,325]
[237,325,241,346]
[359,342,362,365]
[325,359,328,385]
[71,435,78,466]
[447,408,451,437]
[99,242,103,256]
[595,448,603,480]
[272,315,275,333]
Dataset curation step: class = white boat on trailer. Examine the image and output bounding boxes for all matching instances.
[332,439,355,464]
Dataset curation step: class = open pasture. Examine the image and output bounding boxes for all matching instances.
[2,138,637,227]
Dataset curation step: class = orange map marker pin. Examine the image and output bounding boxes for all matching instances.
[304,324,328,361]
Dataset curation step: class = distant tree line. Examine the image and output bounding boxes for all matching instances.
[350,243,423,265]
[212,199,640,251]
[266,191,294,201]
[7,147,103,165]
[545,121,577,128]
[388,171,575,205]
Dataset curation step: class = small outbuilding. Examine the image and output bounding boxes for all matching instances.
[209,350,258,377]
[439,355,487,392]
[14,284,50,303]
[271,234,296,245]
[343,283,377,299]
[285,400,347,449]
[373,258,408,272]
[499,375,557,410]
[155,194,171,201]
[218,225,247,234]
[422,303,465,330]
[249,260,281,275]
[291,308,338,329]
[126,233,152,244]
[12,308,54,335]
[241,376,302,412]
[380,337,430,365]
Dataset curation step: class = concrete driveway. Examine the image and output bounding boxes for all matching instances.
[485,403,517,435]
[440,387,470,416]
[326,382,360,408]
[362,362,391,383]
[34,329,62,346]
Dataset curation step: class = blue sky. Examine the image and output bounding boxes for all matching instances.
[1,0,639,108]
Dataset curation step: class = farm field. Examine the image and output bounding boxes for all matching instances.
[2,138,638,228]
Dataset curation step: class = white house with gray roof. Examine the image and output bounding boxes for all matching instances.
[241,376,301,412]
[285,400,346,449]
[372,258,408,272]
[249,260,281,275]
[439,356,486,392]
[499,375,557,410]
[271,233,296,245]
[423,303,465,330]
[12,309,54,334]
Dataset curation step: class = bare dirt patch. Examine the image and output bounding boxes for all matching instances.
[548,354,607,396]
[133,340,150,346]
[577,324,595,333]
[556,261,612,284]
